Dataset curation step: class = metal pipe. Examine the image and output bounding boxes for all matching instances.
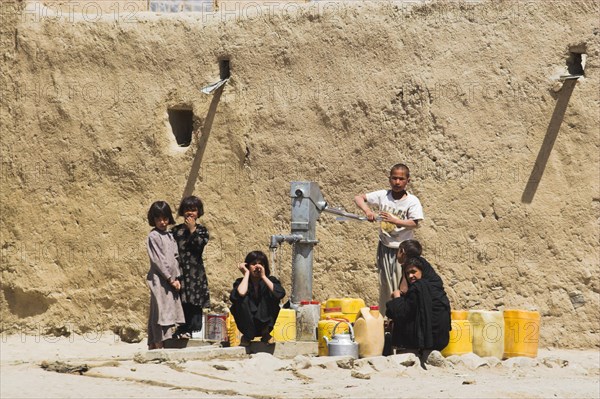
[322,205,383,221]
[322,206,368,221]
[291,243,313,304]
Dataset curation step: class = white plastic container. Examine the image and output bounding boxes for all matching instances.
[353,306,385,358]
[468,310,504,359]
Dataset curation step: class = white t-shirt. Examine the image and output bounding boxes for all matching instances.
[365,190,424,248]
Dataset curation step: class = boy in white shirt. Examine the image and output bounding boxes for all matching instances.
[354,163,424,316]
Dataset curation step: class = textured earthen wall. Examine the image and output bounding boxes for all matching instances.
[1,0,598,347]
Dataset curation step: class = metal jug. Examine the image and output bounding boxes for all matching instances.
[323,321,359,358]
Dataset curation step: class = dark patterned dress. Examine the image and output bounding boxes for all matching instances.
[171,223,210,334]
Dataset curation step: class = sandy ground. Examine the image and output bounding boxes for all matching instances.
[1,332,599,399]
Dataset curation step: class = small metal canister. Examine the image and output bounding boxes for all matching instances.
[323,321,358,359]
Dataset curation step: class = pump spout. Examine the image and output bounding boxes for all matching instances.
[269,234,303,249]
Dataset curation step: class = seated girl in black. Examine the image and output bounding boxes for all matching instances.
[230,251,286,346]
[385,256,451,360]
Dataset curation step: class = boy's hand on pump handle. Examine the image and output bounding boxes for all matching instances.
[365,210,377,222]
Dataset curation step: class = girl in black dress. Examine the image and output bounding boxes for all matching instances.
[386,256,451,367]
[230,251,286,346]
[171,195,210,338]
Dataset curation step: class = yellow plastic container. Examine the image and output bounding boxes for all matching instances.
[468,310,504,359]
[441,319,473,357]
[354,306,385,358]
[451,310,469,320]
[325,298,366,323]
[273,309,297,342]
[317,317,350,356]
[225,313,241,346]
[503,309,541,359]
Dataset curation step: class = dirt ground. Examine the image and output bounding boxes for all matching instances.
[1,0,599,366]
[1,332,599,398]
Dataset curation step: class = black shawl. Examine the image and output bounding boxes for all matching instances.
[386,257,451,350]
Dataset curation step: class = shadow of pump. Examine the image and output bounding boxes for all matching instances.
[521,78,578,204]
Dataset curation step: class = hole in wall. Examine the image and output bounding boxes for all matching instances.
[167,107,194,147]
[566,51,586,76]
[219,58,231,80]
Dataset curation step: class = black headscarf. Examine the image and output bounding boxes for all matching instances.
[417,257,451,313]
